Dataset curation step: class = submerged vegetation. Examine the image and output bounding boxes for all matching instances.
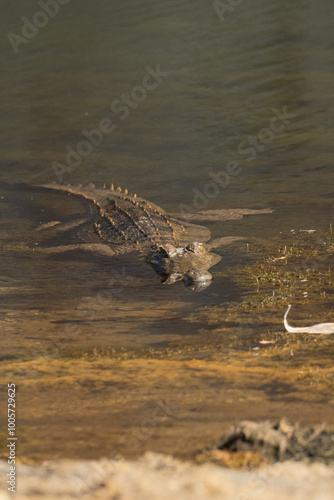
[189,227,334,322]
[184,227,334,363]
[234,226,334,309]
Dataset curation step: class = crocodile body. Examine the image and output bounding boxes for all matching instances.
[36,183,270,289]
[37,182,224,290]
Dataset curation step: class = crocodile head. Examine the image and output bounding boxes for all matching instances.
[146,242,221,291]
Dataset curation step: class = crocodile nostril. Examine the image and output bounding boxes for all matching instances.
[184,269,213,283]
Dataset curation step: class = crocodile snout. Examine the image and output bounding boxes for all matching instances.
[184,269,213,283]
[183,268,213,291]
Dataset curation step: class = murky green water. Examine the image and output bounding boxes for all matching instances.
[0,0,334,461]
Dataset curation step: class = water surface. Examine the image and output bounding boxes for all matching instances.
[0,0,334,461]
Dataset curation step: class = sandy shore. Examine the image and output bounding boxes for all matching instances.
[1,452,334,500]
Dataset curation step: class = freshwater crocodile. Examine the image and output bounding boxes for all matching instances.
[36,182,271,290]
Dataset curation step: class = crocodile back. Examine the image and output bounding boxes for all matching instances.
[38,183,195,249]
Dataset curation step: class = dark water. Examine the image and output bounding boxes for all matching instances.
[0,0,334,461]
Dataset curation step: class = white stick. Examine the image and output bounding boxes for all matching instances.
[284,305,334,335]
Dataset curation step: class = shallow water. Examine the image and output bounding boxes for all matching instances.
[0,0,334,461]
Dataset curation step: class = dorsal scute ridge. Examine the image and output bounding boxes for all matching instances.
[108,202,154,243]
[35,182,187,247]
[140,198,186,237]
[103,188,185,245]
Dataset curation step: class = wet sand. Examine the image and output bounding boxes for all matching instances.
[0,354,333,463]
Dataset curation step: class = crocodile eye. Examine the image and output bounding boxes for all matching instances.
[186,243,196,253]
[186,242,205,255]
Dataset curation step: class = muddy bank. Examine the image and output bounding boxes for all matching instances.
[1,452,334,500]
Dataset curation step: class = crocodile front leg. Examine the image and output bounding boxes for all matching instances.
[34,243,116,257]
[206,236,246,250]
